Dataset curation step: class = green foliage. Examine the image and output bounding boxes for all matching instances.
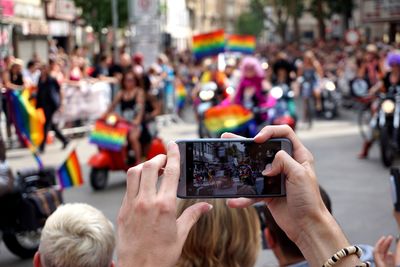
[235,0,265,37]
[74,0,128,33]
[235,12,264,37]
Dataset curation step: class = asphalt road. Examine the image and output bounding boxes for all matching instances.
[0,110,397,267]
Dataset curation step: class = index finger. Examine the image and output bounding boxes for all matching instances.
[254,125,313,164]
[159,142,180,197]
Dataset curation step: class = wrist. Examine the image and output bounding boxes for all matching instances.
[295,210,362,266]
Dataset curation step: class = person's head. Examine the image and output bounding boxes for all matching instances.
[365,44,378,62]
[39,64,50,79]
[262,186,332,266]
[157,53,168,65]
[387,50,400,73]
[240,56,264,79]
[176,199,260,267]
[33,203,115,267]
[100,54,112,66]
[303,50,316,65]
[122,71,137,91]
[27,60,36,71]
[10,59,23,74]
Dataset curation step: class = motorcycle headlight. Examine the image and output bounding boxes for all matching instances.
[199,90,215,101]
[270,86,283,99]
[325,81,336,91]
[226,86,235,96]
[382,100,395,114]
[106,115,118,126]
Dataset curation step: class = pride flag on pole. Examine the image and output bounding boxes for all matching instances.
[192,30,225,60]
[8,90,44,147]
[226,34,256,54]
[204,105,254,135]
[57,150,84,189]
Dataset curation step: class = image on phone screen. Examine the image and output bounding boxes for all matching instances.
[178,139,290,198]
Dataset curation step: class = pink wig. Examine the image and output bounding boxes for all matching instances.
[239,56,265,78]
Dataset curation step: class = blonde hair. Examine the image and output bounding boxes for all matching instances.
[176,199,260,267]
[39,203,115,267]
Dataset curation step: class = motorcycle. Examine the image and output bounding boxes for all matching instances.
[266,84,297,130]
[319,78,340,120]
[88,114,167,190]
[196,82,234,138]
[378,85,400,167]
[0,167,62,258]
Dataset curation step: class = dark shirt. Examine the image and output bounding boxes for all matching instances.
[9,71,23,86]
[384,72,400,94]
[36,76,61,112]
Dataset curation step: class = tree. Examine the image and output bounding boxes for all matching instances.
[235,0,265,37]
[74,0,128,34]
[310,0,327,41]
[310,0,356,40]
[326,0,355,31]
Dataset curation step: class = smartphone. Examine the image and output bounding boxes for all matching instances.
[177,138,292,198]
[390,168,400,211]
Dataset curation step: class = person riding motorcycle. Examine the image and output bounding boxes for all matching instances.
[358,51,400,158]
[297,51,323,121]
[233,56,267,109]
[104,71,144,165]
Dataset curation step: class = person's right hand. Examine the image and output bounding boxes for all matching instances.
[224,125,363,266]
[224,125,323,243]
[374,236,395,267]
[117,142,212,267]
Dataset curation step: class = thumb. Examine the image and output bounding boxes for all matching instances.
[263,150,301,178]
[177,202,212,239]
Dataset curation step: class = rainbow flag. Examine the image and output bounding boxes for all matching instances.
[57,150,84,189]
[192,30,225,60]
[8,90,44,147]
[89,120,129,151]
[204,104,254,135]
[176,83,187,110]
[226,34,256,54]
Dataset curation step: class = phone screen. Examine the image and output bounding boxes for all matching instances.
[177,138,291,198]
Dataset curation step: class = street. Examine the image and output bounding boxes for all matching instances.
[0,109,396,267]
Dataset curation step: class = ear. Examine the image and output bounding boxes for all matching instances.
[264,228,276,249]
[33,252,41,267]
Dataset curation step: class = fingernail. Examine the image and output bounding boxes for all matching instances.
[262,164,272,175]
[207,204,213,211]
[167,141,175,150]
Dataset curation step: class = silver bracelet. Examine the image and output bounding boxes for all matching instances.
[322,245,370,267]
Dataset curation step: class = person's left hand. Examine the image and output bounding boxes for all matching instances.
[117,142,212,267]
[374,236,395,267]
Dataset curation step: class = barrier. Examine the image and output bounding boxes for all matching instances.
[54,81,111,125]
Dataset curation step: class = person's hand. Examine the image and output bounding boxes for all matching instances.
[223,125,362,266]
[374,236,395,267]
[393,210,400,229]
[223,125,320,243]
[117,142,212,267]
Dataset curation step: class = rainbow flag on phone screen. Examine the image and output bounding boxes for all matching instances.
[204,105,254,135]
[57,150,84,189]
[226,34,256,54]
[192,30,225,60]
